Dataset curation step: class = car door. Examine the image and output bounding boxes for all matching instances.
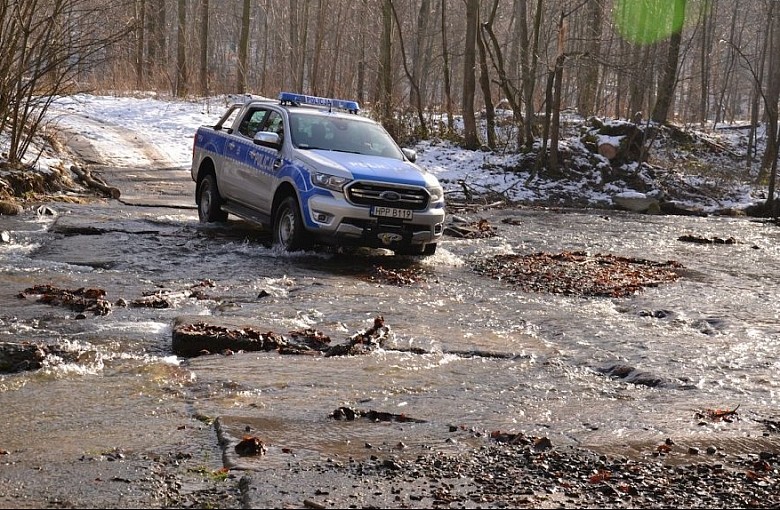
[243,109,286,217]
[220,107,268,206]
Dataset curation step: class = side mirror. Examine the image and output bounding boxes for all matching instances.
[254,131,282,150]
[402,147,417,163]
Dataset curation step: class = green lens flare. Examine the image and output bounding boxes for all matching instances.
[614,0,687,44]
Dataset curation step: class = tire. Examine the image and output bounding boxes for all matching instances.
[198,174,228,223]
[273,196,310,251]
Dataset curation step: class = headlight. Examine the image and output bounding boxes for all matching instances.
[312,172,350,192]
[428,185,444,203]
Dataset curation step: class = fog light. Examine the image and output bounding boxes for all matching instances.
[313,211,333,224]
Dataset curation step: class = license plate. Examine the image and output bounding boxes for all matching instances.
[371,206,413,220]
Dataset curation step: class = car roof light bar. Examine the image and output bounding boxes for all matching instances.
[279,92,360,114]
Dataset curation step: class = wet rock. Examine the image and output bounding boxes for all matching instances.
[329,407,427,423]
[172,315,396,359]
[639,309,672,319]
[0,342,48,372]
[171,320,285,357]
[0,230,10,243]
[612,192,660,213]
[678,234,737,245]
[17,284,112,316]
[0,341,80,373]
[596,363,695,389]
[234,436,267,457]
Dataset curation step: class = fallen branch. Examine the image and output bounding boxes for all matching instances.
[71,165,121,199]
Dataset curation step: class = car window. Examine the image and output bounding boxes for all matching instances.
[289,113,403,159]
[261,111,285,144]
[238,109,268,138]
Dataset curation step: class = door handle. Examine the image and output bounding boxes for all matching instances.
[273,158,282,170]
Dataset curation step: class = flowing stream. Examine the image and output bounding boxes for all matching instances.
[2,198,778,470]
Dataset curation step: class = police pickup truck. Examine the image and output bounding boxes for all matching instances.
[191,92,445,255]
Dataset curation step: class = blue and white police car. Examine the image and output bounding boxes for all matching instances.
[191,92,445,255]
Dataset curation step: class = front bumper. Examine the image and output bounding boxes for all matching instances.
[304,193,445,248]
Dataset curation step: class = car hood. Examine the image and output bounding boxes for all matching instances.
[296,150,439,188]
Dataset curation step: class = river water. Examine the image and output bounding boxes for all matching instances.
[1,199,778,471]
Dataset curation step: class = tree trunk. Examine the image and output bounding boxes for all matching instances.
[198,0,209,96]
[441,0,454,132]
[310,0,325,95]
[357,0,367,104]
[576,0,603,117]
[548,8,567,172]
[477,9,496,149]
[748,18,767,171]
[298,1,309,91]
[289,0,300,91]
[410,0,430,107]
[326,2,344,98]
[651,0,686,123]
[388,0,428,138]
[148,0,166,83]
[135,0,145,90]
[697,0,716,126]
[482,0,525,142]
[535,64,555,173]
[236,0,250,93]
[522,0,543,149]
[377,0,394,135]
[760,2,780,184]
[175,0,187,97]
[764,4,780,216]
[462,0,480,150]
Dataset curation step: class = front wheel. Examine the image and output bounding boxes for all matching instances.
[198,174,228,223]
[273,196,311,251]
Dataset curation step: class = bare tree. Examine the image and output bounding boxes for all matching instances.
[388,0,428,138]
[0,0,130,165]
[481,0,525,147]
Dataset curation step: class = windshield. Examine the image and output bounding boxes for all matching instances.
[289,113,404,159]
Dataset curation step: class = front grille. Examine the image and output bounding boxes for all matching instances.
[346,182,429,210]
